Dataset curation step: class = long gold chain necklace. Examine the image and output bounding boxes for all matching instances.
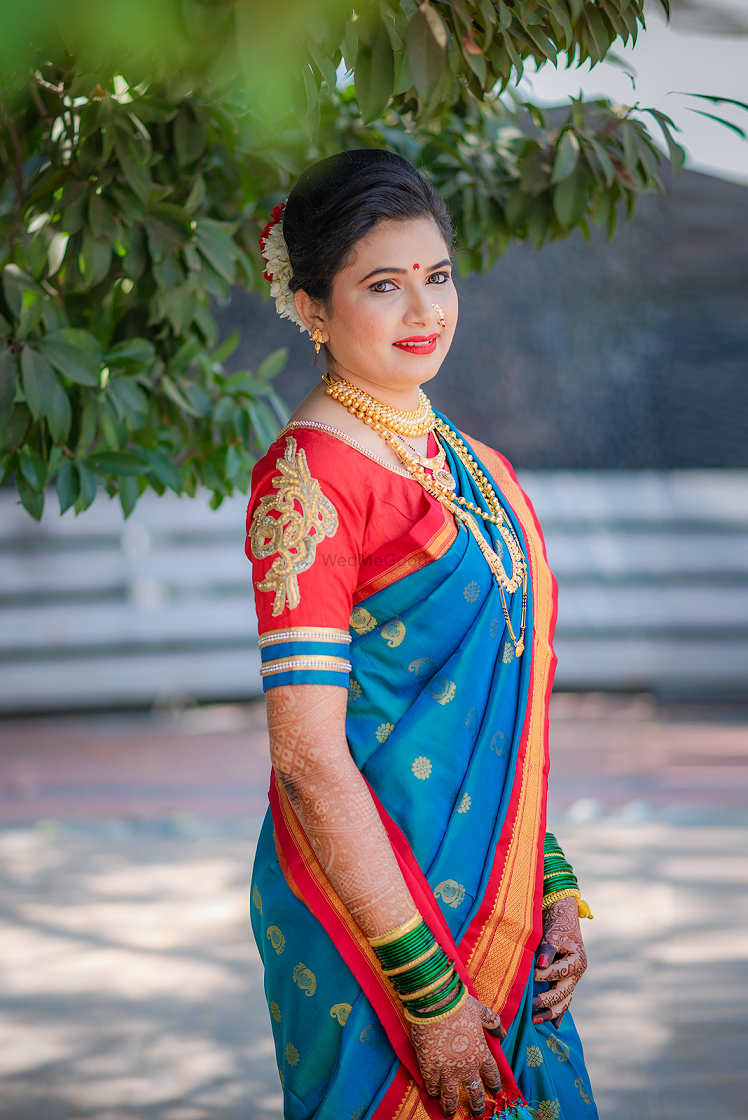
[323,373,528,656]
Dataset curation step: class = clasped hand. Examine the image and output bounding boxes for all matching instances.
[409,994,506,1117]
[532,895,588,1027]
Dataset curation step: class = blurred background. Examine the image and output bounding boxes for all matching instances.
[2,1,748,1117]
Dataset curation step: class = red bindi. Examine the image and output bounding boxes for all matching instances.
[413,263,420,270]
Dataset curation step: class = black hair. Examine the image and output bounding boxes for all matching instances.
[283,148,453,307]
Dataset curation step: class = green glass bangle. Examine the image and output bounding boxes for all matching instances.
[392,952,451,993]
[374,925,434,965]
[543,881,578,898]
[408,980,466,1020]
[403,972,461,1012]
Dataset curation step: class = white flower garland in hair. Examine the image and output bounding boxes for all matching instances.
[258,203,308,333]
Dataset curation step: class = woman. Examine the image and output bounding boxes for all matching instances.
[246,149,596,1120]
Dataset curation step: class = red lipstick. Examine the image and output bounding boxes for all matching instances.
[393,333,439,355]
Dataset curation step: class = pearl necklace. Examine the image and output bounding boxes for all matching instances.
[322,375,528,655]
[323,372,435,437]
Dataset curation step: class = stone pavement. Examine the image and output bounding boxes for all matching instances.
[1,696,747,1119]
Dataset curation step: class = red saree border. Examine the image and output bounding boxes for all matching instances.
[270,775,522,1119]
[457,436,558,1024]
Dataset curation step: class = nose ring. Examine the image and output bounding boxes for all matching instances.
[432,303,445,328]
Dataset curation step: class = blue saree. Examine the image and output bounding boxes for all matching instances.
[250,414,597,1120]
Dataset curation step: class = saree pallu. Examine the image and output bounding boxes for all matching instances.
[250,414,598,1120]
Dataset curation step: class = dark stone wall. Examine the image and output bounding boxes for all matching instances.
[214,169,748,469]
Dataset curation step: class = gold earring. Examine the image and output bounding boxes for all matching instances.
[311,327,323,354]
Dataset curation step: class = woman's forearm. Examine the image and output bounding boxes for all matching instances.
[266,683,416,939]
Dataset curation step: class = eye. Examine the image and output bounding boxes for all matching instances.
[426,271,450,285]
[369,279,399,293]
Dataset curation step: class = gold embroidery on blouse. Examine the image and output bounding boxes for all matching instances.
[249,436,338,616]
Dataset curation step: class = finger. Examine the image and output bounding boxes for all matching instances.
[423,1071,441,1099]
[553,1007,568,1029]
[462,1070,486,1117]
[532,975,576,1012]
[477,1000,506,1040]
[440,1071,460,1117]
[479,1052,502,1094]
[532,1006,555,1025]
[535,940,558,970]
[535,948,585,984]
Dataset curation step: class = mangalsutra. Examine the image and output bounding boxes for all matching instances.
[323,373,528,654]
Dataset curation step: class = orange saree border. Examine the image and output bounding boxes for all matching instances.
[458,436,558,1024]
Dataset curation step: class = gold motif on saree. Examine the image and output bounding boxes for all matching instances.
[381,619,406,647]
[537,1101,560,1120]
[409,657,435,681]
[465,706,478,737]
[251,884,262,913]
[348,678,362,702]
[412,756,432,780]
[350,606,377,634]
[267,925,286,955]
[270,1001,281,1022]
[501,639,515,664]
[359,1023,386,1049]
[526,1045,543,1067]
[491,730,508,758]
[463,580,481,603]
[250,436,338,616]
[457,793,472,814]
[434,880,466,908]
[293,962,316,997]
[376,722,394,743]
[330,1002,353,1025]
[351,1109,367,1120]
[429,676,455,705]
[575,1078,593,1104]
[490,617,500,639]
[546,1036,570,1062]
[285,1042,299,1066]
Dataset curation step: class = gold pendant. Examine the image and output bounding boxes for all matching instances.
[514,640,524,657]
[433,467,456,491]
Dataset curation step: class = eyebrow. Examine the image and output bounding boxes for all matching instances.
[360,259,452,282]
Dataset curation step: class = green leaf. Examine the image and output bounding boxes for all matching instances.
[57,461,80,514]
[114,127,152,203]
[248,400,281,450]
[212,330,240,365]
[105,338,156,369]
[679,93,748,114]
[174,106,207,166]
[553,161,591,228]
[118,475,140,518]
[39,329,102,387]
[131,97,179,123]
[19,446,47,491]
[108,377,149,423]
[48,380,72,442]
[16,474,45,521]
[160,374,202,417]
[79,229,112,289]
[139,446,183,493]
[21,347,58,419]
[642,108,686,174]
[407,9,448,104]
[0,404,29,455]
[256,347,289,382]
[87,449,152,476]
[0,348,18,427]
[75,461,97,511]
[688,109,746,141]
[194,220,237,284]
[551,131,580,183]
[355,26,395,123]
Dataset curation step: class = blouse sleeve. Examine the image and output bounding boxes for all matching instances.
[245,431,367,692]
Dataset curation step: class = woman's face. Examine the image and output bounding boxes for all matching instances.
[297,216,457,402]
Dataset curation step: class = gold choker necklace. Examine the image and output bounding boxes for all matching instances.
[323,372,435,438]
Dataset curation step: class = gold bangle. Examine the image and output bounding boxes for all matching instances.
[399,967,455,1003]
[367,912,422,948]
[383,942,439,977]
[542,888,580,910]
[403,986,469,1026]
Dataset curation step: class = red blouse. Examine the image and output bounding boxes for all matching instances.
[245,422,457,690]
